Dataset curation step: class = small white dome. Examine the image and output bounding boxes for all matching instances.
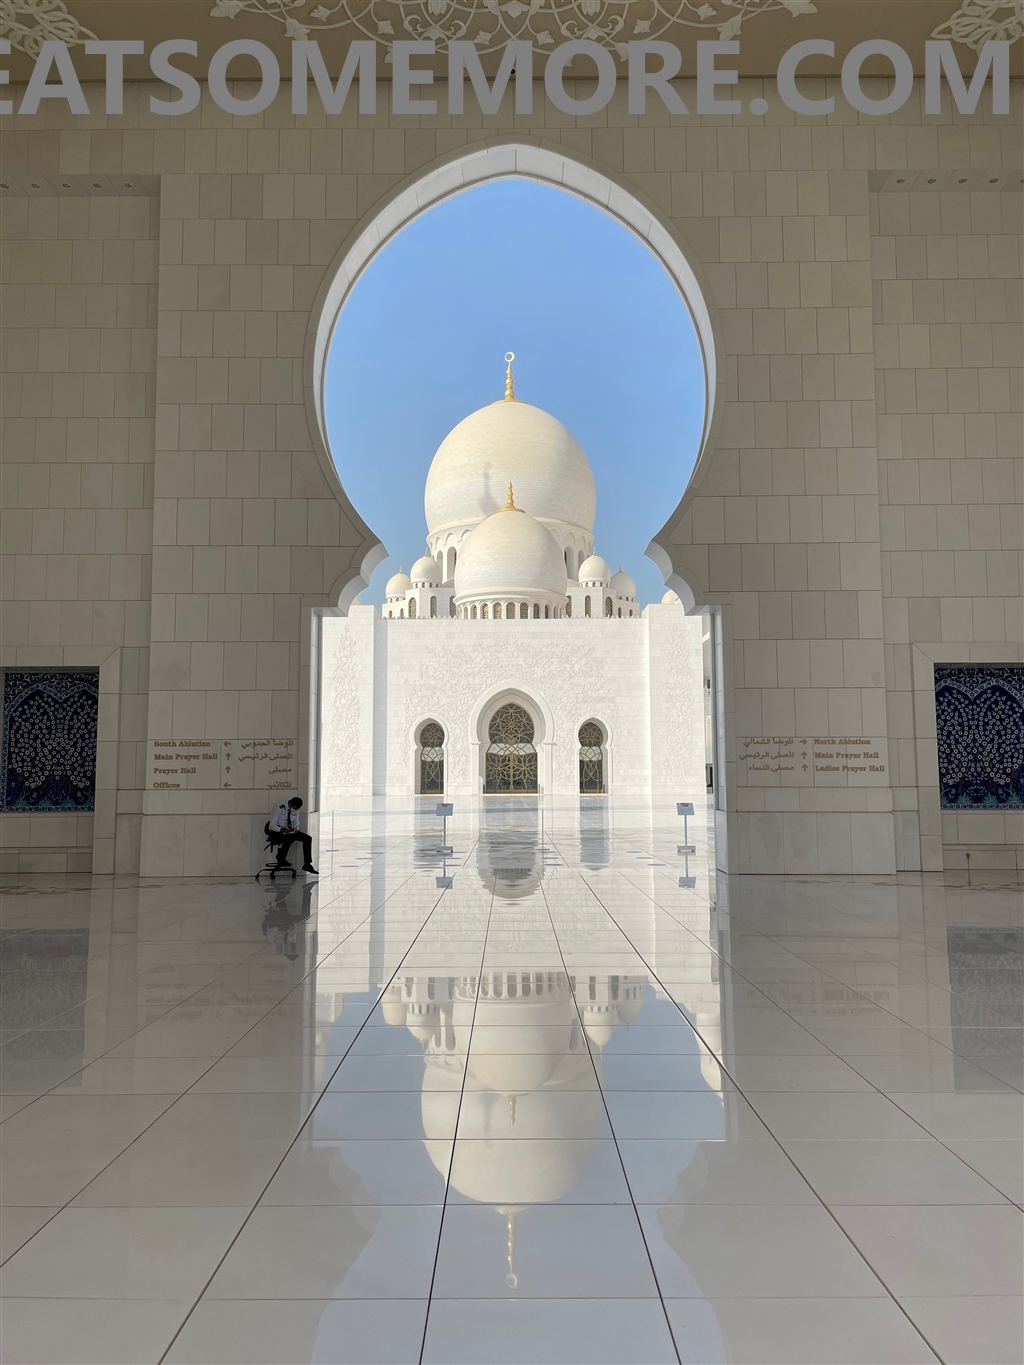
[661,589,682,605]
[578,555,611,585]
[410,555,441,584]
[611,569,635,597]
[455,501,567,603]
[386,569,411,598]
[425,399,596,540]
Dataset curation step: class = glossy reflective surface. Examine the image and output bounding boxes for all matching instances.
[1,798,1021,1365]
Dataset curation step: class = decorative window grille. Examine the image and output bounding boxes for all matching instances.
[419,720,445,793]
[578,721,605,794]
[484,703,538,793]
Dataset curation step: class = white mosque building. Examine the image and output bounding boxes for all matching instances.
[320,356,705,802]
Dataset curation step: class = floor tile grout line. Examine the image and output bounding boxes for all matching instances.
[156,857,478,1365]
[614,863,1018,1089]
[418,852,496,1365]
[3,823,1017,1363]
[0,865,425,1270]
[620,880,1024,1191]
[642,860,1024,1034]
[580,871,951,1365]
[537,866,684,1365]
[0,877,301,1041]
[679,887,1024,1041]
[0,864,383,1112]
[660,932,1024,1203]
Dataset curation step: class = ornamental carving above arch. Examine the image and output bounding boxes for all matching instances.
[2,0,1018,59]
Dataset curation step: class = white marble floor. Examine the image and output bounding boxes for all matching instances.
[1,798,1022,1364]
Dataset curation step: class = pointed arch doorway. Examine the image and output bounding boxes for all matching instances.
[484,702,538,794]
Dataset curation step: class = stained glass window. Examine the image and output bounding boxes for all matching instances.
[2,670,99,811]
[935,665,1024,810]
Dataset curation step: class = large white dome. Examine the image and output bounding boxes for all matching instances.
[454,501,567,604]
[425,400,596,543]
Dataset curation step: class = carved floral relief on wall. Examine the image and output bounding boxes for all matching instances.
[1,0,1018,60]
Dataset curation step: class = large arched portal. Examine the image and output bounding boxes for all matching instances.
[313,145,716,827]
[307,143,719,615]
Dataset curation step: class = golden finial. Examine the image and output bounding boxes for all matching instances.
[502,482,523,513]
[503,351,515,402]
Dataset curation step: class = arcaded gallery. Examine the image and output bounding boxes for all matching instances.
[0,3,1021,1362]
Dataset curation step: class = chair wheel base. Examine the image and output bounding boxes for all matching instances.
[256,864,296,882]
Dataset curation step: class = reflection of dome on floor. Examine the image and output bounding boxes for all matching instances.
[427,1087,602,1206]
[380,965,721,1219]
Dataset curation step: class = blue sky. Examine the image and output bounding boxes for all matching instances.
[324,179,705,607]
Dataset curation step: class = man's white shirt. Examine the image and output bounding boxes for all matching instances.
[269,803,299,834]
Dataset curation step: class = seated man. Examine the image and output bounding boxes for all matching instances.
[268,796,318,874]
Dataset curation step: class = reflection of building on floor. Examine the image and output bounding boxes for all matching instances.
[261,877,316,960]
[947,927,1024,1088]
[0,928,90,1086]
[307,809,725,1287]
[321,361,705,801]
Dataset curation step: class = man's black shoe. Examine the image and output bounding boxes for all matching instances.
[302,865,319,874]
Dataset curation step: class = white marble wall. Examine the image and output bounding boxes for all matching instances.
[0,192,157,873]
[871,185,1024,871]
[0,76,1019,875]
[320,606,706,801]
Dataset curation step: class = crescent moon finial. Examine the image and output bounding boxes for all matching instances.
[503,352,515,402]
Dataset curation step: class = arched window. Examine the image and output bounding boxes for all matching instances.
[544,605,550,619]
[520,603,528,618]
[409,598,417,618]
[494,602,502,619]
[507,602,515,619]
[430,596,437,618]
[584,595,592,618]
[579,721,605,794]
[400,609,405,618]
[533,603,540,619]
[446,548,457,580]
[471,604,478,619]
[481,603,489,619]
[485,702,537,793]
[617,607,622,618]
[605,597,613,617]
[419,720,445,793]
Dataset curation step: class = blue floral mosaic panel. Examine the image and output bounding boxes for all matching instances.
[934,665,1024,811]
[1,670,99,812]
